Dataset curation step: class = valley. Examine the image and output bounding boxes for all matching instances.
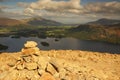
[0,17,120,52]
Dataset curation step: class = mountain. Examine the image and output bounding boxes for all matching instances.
[0,17,63,27]
[22,17,63,26]
[0,17,23,26]
[87,18,120,25]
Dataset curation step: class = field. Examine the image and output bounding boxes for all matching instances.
[0,24,120,44]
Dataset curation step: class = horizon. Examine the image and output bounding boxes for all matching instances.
[0,0,120,24]
[0,16,120,25]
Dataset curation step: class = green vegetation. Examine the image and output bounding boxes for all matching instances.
[66,25,120,44]
[0,24,120,44]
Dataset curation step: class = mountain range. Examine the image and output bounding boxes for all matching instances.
[87,18,120,25]
[0,17,120,27]
[0,17,23,26]
[0,17,63,27]
[22,17,62,26]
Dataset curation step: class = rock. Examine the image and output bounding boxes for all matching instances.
[3,70,18,80]
[26,70,40,80]
[38,69,45,76]
[40,72,56,80]
[16,64,24,70]
[6,57,17,67]
[46,63,57,75]
[24,41,38,48]
[38,56,49,70]
[25,63,38,70]
[32,55,39,62]
[59,68,66,79]
[53,73,60,78]
[49,59,60,72]
[21,41,40,55]
[88,76,100,80]
[0,71,8,79]
[22,56,32,63]
[0,45,120,80]
[21,47,39,55]
[7,63,16,67]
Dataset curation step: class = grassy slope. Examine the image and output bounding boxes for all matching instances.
[66,25,120,44]
[0,24,120,44]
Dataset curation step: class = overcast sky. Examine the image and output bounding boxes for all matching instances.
[0,0,120,24]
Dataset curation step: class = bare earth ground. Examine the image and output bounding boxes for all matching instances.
[0,50,120,80]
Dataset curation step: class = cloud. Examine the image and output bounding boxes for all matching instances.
[84,1,120,14]
[0,0,5,1]
[0,5,31,19]
[21,0,83,15]
[20,0,120,17]
[0,5,8,9]
[0,0,13,1]
[17,2,29,8]
[1,0,120,23]
[0,10,31,19]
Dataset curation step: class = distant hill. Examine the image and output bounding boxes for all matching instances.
[0,17,23,26]
[87,18,120,25]
[22,17,63,26]
[0,17,63,27]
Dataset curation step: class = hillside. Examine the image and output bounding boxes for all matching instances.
[0,41,119,80]
[0,17,23,26]
[22,17,63,26]
[0,17,63,27]
[87,18,120,25]
[67,21,120,44]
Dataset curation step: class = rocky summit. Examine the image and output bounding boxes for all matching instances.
[0,41,120,80]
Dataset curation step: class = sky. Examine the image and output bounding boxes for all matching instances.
[0,0,120,24]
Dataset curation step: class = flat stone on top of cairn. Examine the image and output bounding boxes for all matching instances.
[21,41,40,55]
[24,41,38,48]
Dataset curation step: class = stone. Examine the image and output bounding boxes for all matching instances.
[21,41,40,55]
[38,69,45,76]
[22,56,32,63]
[24,41,38,48]
[0,71,8,79]
[6,58,17,67]
[21,47,39,55]
[38,56,49,70]
[40,72,56,80]
[16,64,24,70]
[26,70,40,80]
[32,55,39,62]
[25,63,38,70]
[53,73,60,78]
[49,59,60,72]
[3,70,18,80]
[59,68,66,79]
[46,63,57,75]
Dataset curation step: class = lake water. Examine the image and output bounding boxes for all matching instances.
[0,37,120,53]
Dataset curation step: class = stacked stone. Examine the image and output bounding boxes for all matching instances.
[0,41,109,80]
[21,41,40,55]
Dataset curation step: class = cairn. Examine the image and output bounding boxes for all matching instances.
[21,41,40,55]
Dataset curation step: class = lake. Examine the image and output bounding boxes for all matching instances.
[0,37,120,53]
